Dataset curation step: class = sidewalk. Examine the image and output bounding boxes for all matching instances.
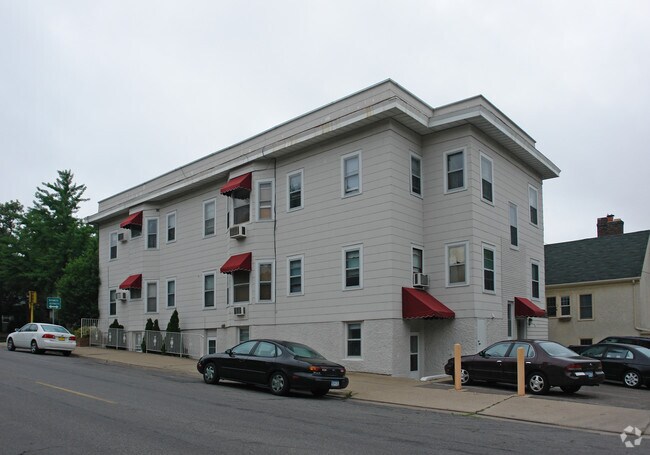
[28,346,650,435]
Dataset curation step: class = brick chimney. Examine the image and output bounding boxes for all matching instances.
[597,214,624,237]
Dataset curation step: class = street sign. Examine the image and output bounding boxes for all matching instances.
[47,297,62,310]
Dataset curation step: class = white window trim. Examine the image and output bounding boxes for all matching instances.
[480,152,494,204]
[345,321,363,360]
[203,199,216,238]
[482,243,496,294]
[109,288,117,316]
[230,270,251,306]
[444,148,467,194]
[287,169,304,212]
[207,337,217,355]
[287,254,304,296]
[578,294,594,321]
[560,295,571,317]
[145,217,159,250]
[166,211,177,243]
[203,271,216,309]
[509,202,519,250]
[256,259,275,303]
[410,152,423,198]
[145,280,159,314]
[531,260,541,300]
[528,185,539,227]
[109,231,118,261]
[165,278,176,308]
[342,244,363,290]
[445,241,469,287]
[255,179,275,222]
[341,151,362,198]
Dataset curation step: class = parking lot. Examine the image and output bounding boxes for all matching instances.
[426,379,649,411]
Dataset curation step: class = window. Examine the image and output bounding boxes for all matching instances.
[253,341,278,358]
[109,289,117,316]
[146,281,158,313]
[146,218,158,249]
[412,247,423,274]
[203,273,215,308]
[257,261,274,303]
[346,322,361,358]
[529,186,539,225]
[232,340,256,355]
[579,294,593,320]
[446,242,467,286]
[257,180,273,221]
[203,199,216,236]
[207,338,217,355]
[167,212,176,242]
[343,245,363,289]
[342,152,361,197]
[410,334,419,372]
[509,203,518,247]
[445,150,465,192]
[232,196,250,225]
[560,296,571,316]
[484,342,510,357]
[507,342,535,358]
[547,297,557,317]
[232,271,250,304]
[287,170,303,211]
[480,154,493,203]
[483,246,495,292]
[166,279,176,308]
[531,262,540,299]
[410,154,422,196]
[287,255,303,295]
[507,302,513,338]
[239,326,250,343]
[109,232,118,260]
[579,338,593,346]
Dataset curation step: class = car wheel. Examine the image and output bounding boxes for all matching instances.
[30,340,42,354]
[62,351,72,357]
[460,368,472,385]
[560,385,581,394]
[7,338,15,351]
[623,370,642,388]
[202,362,220,385]
[311,387,330,397]
[527,372,550,395]
[269,372,290,396]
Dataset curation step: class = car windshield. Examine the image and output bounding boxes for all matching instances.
[41,324,69,334]
[284,342,325,359]
[538,341,578,357]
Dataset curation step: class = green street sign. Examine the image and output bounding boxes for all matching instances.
[47,297,61,310]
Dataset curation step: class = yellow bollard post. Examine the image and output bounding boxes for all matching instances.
[517,346,525,396]
[454,343,462,391]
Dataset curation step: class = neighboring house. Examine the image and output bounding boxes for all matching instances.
[545,215,650,346]
[87,80,559,377]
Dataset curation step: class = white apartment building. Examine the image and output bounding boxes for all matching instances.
[88,80,559,377]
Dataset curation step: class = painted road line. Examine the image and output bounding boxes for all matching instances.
[36,382,117,404]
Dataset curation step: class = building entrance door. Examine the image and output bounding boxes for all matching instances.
[409,333,421,379]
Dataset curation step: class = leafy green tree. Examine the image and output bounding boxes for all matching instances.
[0,201,28,327]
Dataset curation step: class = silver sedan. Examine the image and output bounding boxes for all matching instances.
[7,323,76,356]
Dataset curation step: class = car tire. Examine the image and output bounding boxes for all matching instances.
[311,387,330,397]
[269,371,290,396]
[62,351,72,357]
[31,340,42,354]
[560,385,581,394]
[527,372,550,395]
[7,338,15,351]
[623,370,642,388]
[460,368,472,385]
[202,362,220,385]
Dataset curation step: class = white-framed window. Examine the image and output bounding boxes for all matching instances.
[203,272,215,308]
[257,260,275,303]
[528,185,539,226]
[560,295,571,316]
[343,244,363,290]
[483,245,495,292]
[146,218,158,249]
[231,271,250,304]
[446,242,468,286]
[166,279,176,308]
[579,294,593,320]
[444,149,465,192]
[509,203,518,248]
[109,231,118,260]
[410,153,422,197]
[287,255,304,296]
[341,151,362,197]
[507,302,514,338]
[239,326,250,343]
[203,199,216,237]
[287,170,303,211]
[256,180,274,221]
[145,281,158,313]
[547,297,557,317]
[531,261,540,299]
[167,211,176,243]
[232,196,250,225]
[346,322,362,358]
[480,153,494,203]
[207,337,217,355]
[109,288,117,316]
[412,246,423,274]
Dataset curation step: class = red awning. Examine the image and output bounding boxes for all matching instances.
[220,172,252,199]
[220,252,252,274]
[119,274,142,290]
[402,287,455,319]
[120,211,143,229]
[515,297,546,318]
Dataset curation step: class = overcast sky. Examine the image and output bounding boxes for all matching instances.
[1,1,649,244]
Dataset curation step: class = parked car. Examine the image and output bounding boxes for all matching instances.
[444,340,605,395]
[569,336,650,354]
[578,343,650,388]
[6,323,76,356]
[196,339,349,396]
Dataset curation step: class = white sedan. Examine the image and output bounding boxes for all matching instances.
[7,323,76,356]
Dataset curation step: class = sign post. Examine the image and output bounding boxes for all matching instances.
[47,297,62,324]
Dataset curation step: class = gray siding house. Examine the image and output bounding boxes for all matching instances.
[88,80,559,377]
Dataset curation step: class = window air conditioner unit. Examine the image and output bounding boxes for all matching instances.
[233,306,246,316]
[413,273,429,289]
[117,232,127,242]
[116,290,128,301]
[230,225,246,239]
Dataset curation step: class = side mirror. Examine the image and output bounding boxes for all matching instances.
[479,351,486,358]
[225,349,233,357]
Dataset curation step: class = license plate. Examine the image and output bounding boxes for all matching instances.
[58,337,66,341]
[586,371,593,378]
[331,380,340,387]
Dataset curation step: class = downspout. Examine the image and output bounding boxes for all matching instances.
[632,279,650,333]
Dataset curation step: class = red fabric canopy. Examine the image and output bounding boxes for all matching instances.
[515,297,546,318]
[119,274,142,290]
[120,211,143,229]
[220,172,252,198]
[220,252,252,274]
[402,287,455,319]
